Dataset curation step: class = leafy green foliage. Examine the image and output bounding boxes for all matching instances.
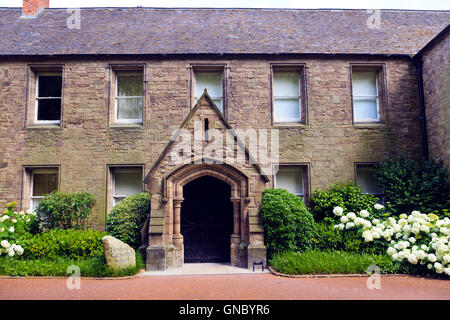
[0,202,35,250]
[105,192,151,248]
[34,192,96,231]
[22,229,106,260]
[309,182,379,222]
[260,188,316,258]
[270,250,409,275]
[0,252,144,277]
[312,222,386,254]
[374,155,449,216]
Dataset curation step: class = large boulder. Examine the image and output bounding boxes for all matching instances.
[102,235,136,270]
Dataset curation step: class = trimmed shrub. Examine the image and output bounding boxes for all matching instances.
[374,155,449,216]
[23,229,106,260]
[309,182,379,222]
[34,192,96,231]
[105,192,151,248]
[260,188,316,258]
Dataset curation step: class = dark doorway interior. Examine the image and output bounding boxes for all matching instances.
[181,176,233,263]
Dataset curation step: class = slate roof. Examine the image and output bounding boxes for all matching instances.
[0,7,449,56]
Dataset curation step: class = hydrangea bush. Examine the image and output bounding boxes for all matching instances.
[0,202,36,257]
[332,204,450,276]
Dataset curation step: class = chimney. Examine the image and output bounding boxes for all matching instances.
[22,0,49,16]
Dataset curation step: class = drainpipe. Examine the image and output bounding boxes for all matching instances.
[414,57,429,160]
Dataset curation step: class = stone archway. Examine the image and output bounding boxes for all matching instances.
[167,162,249,268]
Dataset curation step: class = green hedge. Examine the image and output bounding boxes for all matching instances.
[309,182,379,222]
[22,229,106,260]
[105,192,151,248]
[34,192,96,231]
[260,188,316,258]
[270,250,411,275]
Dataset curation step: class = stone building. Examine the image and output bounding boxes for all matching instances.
[0,1,448,270]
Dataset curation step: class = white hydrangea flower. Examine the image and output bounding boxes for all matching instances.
[374,204,384,210]
[340,216,349,223]
[333,206,344,216]
[8,227,14,233]
[347,212,356,220]
[1,240,10,249]
[428,253,437,262]
[359,210,370,218]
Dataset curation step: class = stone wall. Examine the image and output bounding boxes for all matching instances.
[421,29,450,171]
[0,56,424,228]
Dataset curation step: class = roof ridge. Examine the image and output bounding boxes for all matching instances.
[1,7,449,12]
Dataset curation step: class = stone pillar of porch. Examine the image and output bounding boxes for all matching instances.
[172,197,184,268]
[230,197,242,267]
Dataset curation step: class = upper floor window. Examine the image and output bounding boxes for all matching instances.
[272,70,302,123]
[352,70,380,122]
[35,72,62,124]
[114,71,144,124]
[194,70,223,112]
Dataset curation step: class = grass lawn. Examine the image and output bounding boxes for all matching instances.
[0,252,145,277]
[270,250,411,275]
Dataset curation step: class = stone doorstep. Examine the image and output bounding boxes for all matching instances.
[141,263,270,276]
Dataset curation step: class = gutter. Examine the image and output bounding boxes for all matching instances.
[414,57,429,160]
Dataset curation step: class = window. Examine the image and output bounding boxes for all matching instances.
[114,72,143,124]
[35,72,62,124]
[356,164,382,198]
[112,168,143,207]
[275,165,307,201]
[194,71,223,112]
[30,169,58,210]
[352,70,380,122]
[273,71,301,123]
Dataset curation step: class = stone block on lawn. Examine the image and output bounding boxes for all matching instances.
[102,235,136,270]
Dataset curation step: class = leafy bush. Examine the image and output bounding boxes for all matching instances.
[0,202,35,257]
[0,252,145,277]
[374,155,449,216]
[23,229,106,260]
[105,192,151,248]
[260,188,316,258]
[270,250,408,275]
[34,192,96,231]
[309,182,379,222]
[312,221,386,254]
[332,204,450,276]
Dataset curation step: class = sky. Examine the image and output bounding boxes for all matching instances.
[1,0,450,10]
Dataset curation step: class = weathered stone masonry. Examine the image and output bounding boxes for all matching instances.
[0,55,424,269]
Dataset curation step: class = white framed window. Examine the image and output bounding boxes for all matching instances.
[352,70,380,122]
[35,72,62,124]
[115,72,143,124]
[30,169,58,210]
[273,71,301,123]
[275,165,305,198]
[112,168,143,206]
[194,71,223,112]
[356,165,382,197]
